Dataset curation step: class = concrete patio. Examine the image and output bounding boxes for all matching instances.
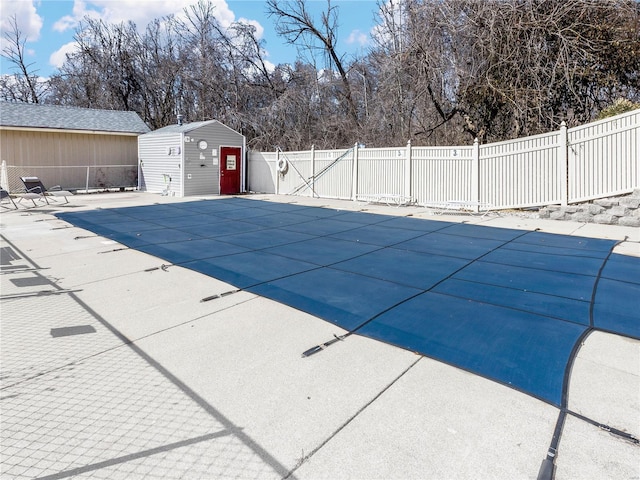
[1,191,638,480]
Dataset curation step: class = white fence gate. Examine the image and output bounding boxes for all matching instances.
[248,109,639,210]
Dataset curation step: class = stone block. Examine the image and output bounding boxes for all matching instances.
[564,206,580,213]
[631,187,640,198]
[538,210,550,219]
[609,206,631,217]
[545,205,562,212]
[618,216,640,227]
[571,213,592,223]
[587,204,605,215]
[593,214,617,225]
[619,197,640,209]
[550,210,568,220]
[594,199,619,207]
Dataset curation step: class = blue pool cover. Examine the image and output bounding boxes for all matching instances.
[56,198,640,406]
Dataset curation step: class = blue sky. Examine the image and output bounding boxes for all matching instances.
[0,0,383,78]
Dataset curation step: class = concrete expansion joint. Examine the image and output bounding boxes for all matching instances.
[537,188,640,226]
[284,356,424,479]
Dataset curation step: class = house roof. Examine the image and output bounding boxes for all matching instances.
[0,102,150,134]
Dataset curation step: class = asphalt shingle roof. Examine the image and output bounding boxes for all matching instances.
[150,120,216,134]
[0,102,150,134]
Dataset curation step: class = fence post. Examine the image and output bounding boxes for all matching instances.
[559,121,568,206]
[472,138,480,212]
[351,142,359,201]
[275,149,280,195]
[405,140,412,201]
[311,144,316,198]
[1,160,8,191]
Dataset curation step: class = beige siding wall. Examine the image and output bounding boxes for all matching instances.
[1,128,139,191]
[0,129,138,166]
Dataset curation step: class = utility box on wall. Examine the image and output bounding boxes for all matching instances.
[138,119,246,197]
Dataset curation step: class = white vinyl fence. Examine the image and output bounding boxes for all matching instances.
[248,109,639,210]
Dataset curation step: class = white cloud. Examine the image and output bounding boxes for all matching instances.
[49,41,80,69]
[237,17,264,40]
[52,0,243,34]
[370,0,405,50]
[346,29,368,47]
[48,0,268,65]
[0,0,44,44]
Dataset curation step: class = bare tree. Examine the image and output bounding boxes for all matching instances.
[366,0,640,144]
[43,0,639,149]
[136,16,186,128]
[1,15,47,103]
[176,0,230,122]
[267,0,359,126]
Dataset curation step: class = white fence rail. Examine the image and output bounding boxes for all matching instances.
[248,109,639,210]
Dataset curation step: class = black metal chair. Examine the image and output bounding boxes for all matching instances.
[20,176,73,205]
[0,187,18,209]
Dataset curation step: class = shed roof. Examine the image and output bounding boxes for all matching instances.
[0,102,150,134]
[148,119,242,137]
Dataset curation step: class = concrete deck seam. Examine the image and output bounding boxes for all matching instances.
[284,356,423,479]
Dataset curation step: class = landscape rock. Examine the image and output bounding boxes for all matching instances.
[619,216,640,227]
[550,210,569,220]
[593,214,617,225]
[571,212,593,223]
[608,206,631,217]
[587,204,605,215]
[518,192,639,226]
[594,199,619,207]
[619,198,640,209]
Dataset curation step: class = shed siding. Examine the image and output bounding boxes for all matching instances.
[138,133,183,196]
[183,124,220,196]
[182,123,243,196]
[138,120,244,197]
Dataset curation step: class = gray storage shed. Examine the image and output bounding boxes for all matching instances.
[138,120,246,197]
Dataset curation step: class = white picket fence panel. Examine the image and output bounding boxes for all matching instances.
[568,109,639,202]
[479,128,564,209]
[411,145,475,206]
[247,109,640,210]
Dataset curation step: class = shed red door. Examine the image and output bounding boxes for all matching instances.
[220,147,241,194]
